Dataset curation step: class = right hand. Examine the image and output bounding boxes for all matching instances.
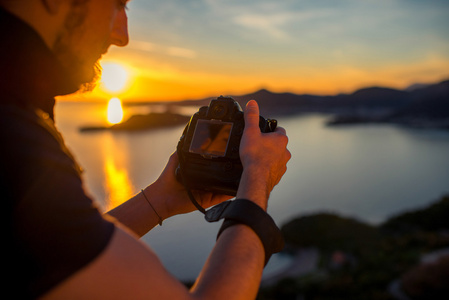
[237,100,291,210]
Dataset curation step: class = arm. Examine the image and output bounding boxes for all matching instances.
[106,153,232,237]
[42,222,265,300]
[105,189,161,237]
[44,100,290,299]
[44,165,272,299]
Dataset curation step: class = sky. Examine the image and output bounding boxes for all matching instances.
[80,0,449,102]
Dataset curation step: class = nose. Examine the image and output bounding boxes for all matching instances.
[111,10,129,47]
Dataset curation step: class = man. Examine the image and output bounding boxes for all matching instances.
[1,0,291,299]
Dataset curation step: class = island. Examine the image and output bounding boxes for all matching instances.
[80,111,191,132]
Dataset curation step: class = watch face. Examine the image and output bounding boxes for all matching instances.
[189,119,233,158]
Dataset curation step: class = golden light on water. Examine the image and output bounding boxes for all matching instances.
[102,134,134,210]
[107,97,124,124]
[104,156,134,210]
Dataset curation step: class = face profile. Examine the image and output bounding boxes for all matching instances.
[53,0,129,91]
[189,120,233,157]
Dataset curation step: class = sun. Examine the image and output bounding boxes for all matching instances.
[100,61,130,93]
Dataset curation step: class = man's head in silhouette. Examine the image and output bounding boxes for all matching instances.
[1,0,129,90]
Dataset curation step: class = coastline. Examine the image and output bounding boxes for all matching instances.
[262,248,319,287]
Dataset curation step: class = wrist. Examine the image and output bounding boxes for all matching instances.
[142,183,171,222]
[205,199,285,265]
[141,188,163,226]
[236,167,271,211]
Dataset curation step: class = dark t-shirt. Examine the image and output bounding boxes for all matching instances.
[1,7,116,298]
[2,104,115,299]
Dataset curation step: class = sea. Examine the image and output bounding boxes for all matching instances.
[55,100,449,282]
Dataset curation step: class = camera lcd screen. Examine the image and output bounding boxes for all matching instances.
[189,119,233,157]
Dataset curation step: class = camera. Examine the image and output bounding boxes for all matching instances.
[176,96,277,196]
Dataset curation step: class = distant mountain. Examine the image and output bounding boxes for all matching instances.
[219,78,448,130]
[345,87,410,110]
[380,195,449,234]
[178,79,449,126]
[232,89,332,116]
[390,80,449,120]
[405,83,432,92]
[176,89,339,117]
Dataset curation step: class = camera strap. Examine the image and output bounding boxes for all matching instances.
[185,184,207,214]
[176,134,207,214]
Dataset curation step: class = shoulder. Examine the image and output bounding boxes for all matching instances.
[2,104,115,298]
[0,104,82,174]
[1,104,82,200]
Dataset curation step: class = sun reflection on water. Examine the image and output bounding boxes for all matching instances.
[104,156,134,210]
[107,97,124,124]
[102,134,134,210]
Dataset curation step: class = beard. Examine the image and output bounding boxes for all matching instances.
[53,0,103,92]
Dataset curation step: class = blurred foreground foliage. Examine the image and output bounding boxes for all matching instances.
[257,195,449,300]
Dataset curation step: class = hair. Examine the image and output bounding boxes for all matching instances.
[53,0,102,92]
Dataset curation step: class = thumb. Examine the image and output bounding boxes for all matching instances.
[162,151,179,175]
[244,100,260,131]
[168,151,179,166]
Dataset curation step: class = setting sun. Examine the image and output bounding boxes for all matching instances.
[107,97,124,124]
[100,62,130,93]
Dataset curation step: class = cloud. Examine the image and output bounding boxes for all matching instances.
[202,0,336,41]
[127,40,197,59]
[167,47,197,59]
[231,9,337,40]
[232,13,294,40]
[128,40,156,52]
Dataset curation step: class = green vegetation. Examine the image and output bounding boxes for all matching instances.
[281,212,381,256]
[258,195,449,300]
[380,195,449,234]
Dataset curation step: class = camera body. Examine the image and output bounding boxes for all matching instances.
[176,96,277,196]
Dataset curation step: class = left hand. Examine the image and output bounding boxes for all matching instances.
[144,152,233,221]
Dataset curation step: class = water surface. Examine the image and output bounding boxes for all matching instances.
[55,101,449,281]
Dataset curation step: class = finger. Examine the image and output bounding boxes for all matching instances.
[244,100,260,132]
[286,149,292,161]
[274,126,287,135]
[168,151,179,167]
[161,151,179,175]
[191,190,232,208]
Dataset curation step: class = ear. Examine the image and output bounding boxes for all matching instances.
[42,0,63,14]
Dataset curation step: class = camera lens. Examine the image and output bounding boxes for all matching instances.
[211,104,227,119]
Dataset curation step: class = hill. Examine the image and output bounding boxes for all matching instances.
[258,195,449,299]
[178,78,449,130]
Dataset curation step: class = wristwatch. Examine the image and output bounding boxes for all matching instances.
[205,199,285,265]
